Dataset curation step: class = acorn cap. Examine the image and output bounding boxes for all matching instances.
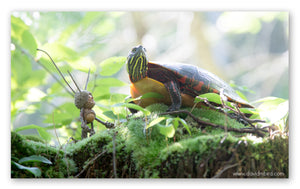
[74,90,90,109]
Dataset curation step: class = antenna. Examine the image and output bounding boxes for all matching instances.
[37,49,76,94]
[85,68,90,90]
[67,70,81,92]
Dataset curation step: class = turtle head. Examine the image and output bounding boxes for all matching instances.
[126,45,149,82]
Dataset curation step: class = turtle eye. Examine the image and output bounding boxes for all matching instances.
[143,47,147,52]
[132,47,138,53]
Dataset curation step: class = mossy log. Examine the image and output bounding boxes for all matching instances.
[11,104,288,178]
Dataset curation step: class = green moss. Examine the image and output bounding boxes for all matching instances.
[11,103,288,178]
[11,132,72,178]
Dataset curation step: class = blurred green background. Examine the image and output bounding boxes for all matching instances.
[11,12,289,143]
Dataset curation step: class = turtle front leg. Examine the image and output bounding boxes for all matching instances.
[164,81,181,112]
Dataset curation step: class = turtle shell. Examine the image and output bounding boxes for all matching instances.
[147,61,253,108]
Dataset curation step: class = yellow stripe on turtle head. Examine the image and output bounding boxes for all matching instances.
[126,45,149,82]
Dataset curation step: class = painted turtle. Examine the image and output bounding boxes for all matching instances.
[126,45,253,112]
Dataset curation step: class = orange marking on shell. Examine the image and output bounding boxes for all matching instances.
[193,81,204,91]
[212,89,219,94]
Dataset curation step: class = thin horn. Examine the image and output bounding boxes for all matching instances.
[37,48,76,94]
[67,70,81,92]
[85,68,90,90]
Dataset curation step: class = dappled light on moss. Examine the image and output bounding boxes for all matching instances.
[11,102,288,177]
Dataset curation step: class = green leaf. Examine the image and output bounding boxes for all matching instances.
[158,124,175,138]
[172,118,179,130]
[147,117,167,129]
[195,93,222,104]
[11,16,28,42]
[252,96,286,106]
[19,155,52,165]
[69,56,96,73]
[93,78,127,98]
[238,108,257,115]
[21,30,37,56]
[40,43,81,62]
[177,118,191,135]
[103,110,119,120]
[99,57,126,76]
[235,90,249,102]
[255,97,289,124]
[14,124,52,142]
[112,102,150,116]
[12,161,41,177]
[11,50,32,87]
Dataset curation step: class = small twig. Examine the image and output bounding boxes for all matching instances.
[212,162,240,178]
[52,112,61,147]
[196,97,223,111]
[233,104,265,125]
[75,150,107,178]
[160,110,268,137]
[196,96,265,125]
[95,117,115,128]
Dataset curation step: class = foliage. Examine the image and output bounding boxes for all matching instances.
[12,161,42,177]
[11,14,129,142]
[14,124,52,142]
[11,104,288,178]
[252,97,289,132]
[12,155,52,177]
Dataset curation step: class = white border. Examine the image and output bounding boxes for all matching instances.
[3,0,299,188]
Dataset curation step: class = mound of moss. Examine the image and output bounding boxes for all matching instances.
[11,104,288,178]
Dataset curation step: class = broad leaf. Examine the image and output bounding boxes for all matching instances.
[14,124,52,142]
[12,161,41,177]
[99,57,126,76]
[177,118,191,136]
[21,30,37,56]
[112,103,150,116]
[19,155,52,165]
[147,117,167,129]
[158,124,175,138]
[195,93,222,105]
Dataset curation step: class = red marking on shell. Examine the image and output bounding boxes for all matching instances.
[178,75,187,83]
[193,81,204,91]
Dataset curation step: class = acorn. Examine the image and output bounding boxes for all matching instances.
[74,90,95,109]
[83,109,96,123]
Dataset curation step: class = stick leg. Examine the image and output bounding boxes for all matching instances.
[90,122,95,136]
